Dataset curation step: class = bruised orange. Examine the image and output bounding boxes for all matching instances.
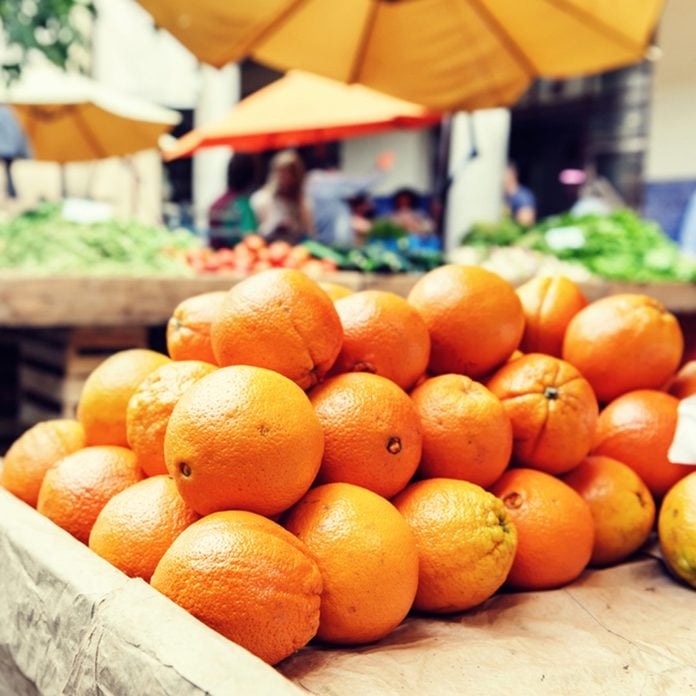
[407,265,524,378]
[211,269,343,389]
[151,510,322,664]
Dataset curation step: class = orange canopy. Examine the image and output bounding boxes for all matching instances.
[139,0,665,112]
[163,71,441,160]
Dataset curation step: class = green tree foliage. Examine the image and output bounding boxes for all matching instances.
[0,0,95,82]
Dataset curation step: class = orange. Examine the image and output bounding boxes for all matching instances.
[36,446,144,543]
[77,349,170,446]
[89,475,199,581]
[164,365,323,516]
[490,468,595,590]
[562,294,683,403]
[1,419,85,507]
[330,290,430,391]
[591,389,696,499]
[166,291,226,363]
[392,478,517,613]
[319,281,353,301]
[658,471,696,588]
[563,455,655,567]
[126,360,217,476]
[308,373,421,499]
[666,361,696,399]
[284,483,418,645]
[487,353,599,475]
[151,510,322,664]
[516,275,587,357]
[407,265,524,378]
[410,374,512,488]
[211,269,343,389]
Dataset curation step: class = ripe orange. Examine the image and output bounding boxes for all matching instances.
[392,478,517,613]
[407,265,524,378]
[1,419,85,507]
[308,373,421,499]
[126,360,217,476]
[330,290,430,391]
[487,353,598,475]
[516,275,587,357]
[284,482,418,645]
[89,475,199,581]
[36,446,144,543]
[164,365,323,516]
[666,361,696,399]
[591,389,696,498]
[490,468,595,590]
[211,269,343,389]
[563,455,655,566]
[562,294,683,403]
[410,374,512,488]
[166,291,226,363]
[151,510,322,664]
[658,471,696,588]
[319,282,353,301]
[77,349,170,446]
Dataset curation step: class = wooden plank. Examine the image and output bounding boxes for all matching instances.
[18,366,83,407]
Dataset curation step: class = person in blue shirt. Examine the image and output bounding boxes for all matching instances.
[504,161,536,226]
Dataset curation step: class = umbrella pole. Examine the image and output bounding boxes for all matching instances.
[60,164,68,198]
[434,115,453,238]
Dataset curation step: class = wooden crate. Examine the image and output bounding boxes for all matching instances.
[18,327,148,426]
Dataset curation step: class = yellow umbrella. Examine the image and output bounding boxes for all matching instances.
[163,70,441,160]
[0,67,181,162]
[138,0,664,111]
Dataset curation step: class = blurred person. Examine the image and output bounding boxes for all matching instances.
[389,187,435,237]
[251,149,313,243]
[306,147,394,246]
[346,192,377,245]
[208,153,258,248]
[504,161,536,226]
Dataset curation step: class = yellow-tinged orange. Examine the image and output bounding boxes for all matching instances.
[284,482,418,645]
[410,374,512,488]
[126,360,217,476]
[166,291,226,363]
[563,455,655,566]
[89,475,200,581]
[1,419,85,507]
[658,472,696,588]
[407,265,524,378]
[37,445,144,544]
[211,269,343,389]
[319,281,353,301]
[487,353,599,475]
[151,510,322,664]
[164,365,323,516]
[392,478,517,613]
[309,373,421,499]
[491,468,594,590]
[77,349,170,446]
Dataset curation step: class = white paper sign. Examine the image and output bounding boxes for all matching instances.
[669,395,696,465]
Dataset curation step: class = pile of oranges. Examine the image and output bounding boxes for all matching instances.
[2,266,696,667]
